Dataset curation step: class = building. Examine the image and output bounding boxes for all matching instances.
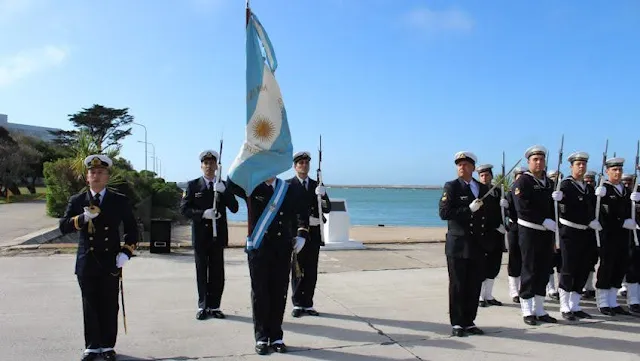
[0,113,61,142]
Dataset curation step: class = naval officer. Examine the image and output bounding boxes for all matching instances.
[59,154,139,361]
[439,151,489,337]
[179,150,239,320]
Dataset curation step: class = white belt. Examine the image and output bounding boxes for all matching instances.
[559,218,588,230]
[517,219,547,231]
[309,217,321,226]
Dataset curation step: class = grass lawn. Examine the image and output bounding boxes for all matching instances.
[0,187,47,204]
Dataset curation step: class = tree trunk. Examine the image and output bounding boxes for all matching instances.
[28,177,37,194]
[8,182,20,195]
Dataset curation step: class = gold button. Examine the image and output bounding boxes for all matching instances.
[89,237,93,240]
[280,212,284,215]
[105,237,109,241]
[277,232,281,236]
[205,224,209,227]
[105,248,109,251]
[279,221,282,225]
[105,226,109,230]
[481,225,484,228]
[89,247,94,251]
[469,224,473,227]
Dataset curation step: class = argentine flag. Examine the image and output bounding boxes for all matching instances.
[227,10,293,196]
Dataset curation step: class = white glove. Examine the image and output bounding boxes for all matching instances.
[552,191,563,202]
[294,236,306,253]
[202,208,214,219]
[315,186,326,196]
[623,218,636,230]
[499,199,509,208]
[496,224,506,234]
[469,199,483,213]
[82,207,99,222]
[588,220,602,231]
[595,186,607,198]
[631,192,640,202]
[116,252,129,268]
[213,182,226,193]
[542,218,557,232]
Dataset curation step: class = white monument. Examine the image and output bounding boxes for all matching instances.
[320,198,365,250]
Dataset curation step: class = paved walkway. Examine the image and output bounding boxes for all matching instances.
[0,200,58,247]
[2,244,639,360]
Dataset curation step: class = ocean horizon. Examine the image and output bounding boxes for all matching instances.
[184,186,447,227]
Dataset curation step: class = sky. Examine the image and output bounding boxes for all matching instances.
[1,0,639,186]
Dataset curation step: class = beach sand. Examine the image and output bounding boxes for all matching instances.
[171,222,447,247]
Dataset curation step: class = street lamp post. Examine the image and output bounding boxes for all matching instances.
[132,122,147,172]
[137,140,156,173]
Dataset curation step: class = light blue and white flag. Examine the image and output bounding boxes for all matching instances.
[227,9,293,196]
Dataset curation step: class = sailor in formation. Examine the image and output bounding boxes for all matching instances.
[626,172,640,313]
[505,167,526,303]
[546,170,562,301]
[512,145,558,325]
[554,152,602,320]
[582,170,598,298]
[475,164,507,307]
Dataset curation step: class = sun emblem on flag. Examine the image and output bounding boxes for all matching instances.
[251,115,275,142]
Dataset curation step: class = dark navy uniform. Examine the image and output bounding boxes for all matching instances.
[556,160,598,320]
[439,151,489,337]
[506,168,525,302]
[475,164,504,307]
[180,173,238,317]
[287,174,331,315]
[626,189,640,313]
[596,166,633,314]
[59,155,138,361]
[513,145,557,325]
[546,175,562,300]
[228,178,309,354]
[582,170,599,297]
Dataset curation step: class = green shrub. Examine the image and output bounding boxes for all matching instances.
[43,158,85,217]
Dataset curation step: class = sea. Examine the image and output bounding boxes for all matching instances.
[216,187,446,227]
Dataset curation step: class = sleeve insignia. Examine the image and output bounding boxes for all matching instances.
[182,190,187,198]
[441,192,447,201]
[514,188,520,196]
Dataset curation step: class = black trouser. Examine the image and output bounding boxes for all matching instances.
[551,249,562,274]
[291,226,321,308]
[77,274,120,350]
[447,256,484,327]
[194,242,225,309]
[518,226,554,299]
[596,231,629,289]
[248,243,292,343]
[507,228,522,277]
[627,243,640,284]
[559,227,596,292]
[484,246,503,279]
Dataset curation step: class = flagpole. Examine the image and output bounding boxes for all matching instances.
[246,0,250,25]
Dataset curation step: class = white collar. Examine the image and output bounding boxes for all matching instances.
[90,188,106,199]
[203,176,216,184]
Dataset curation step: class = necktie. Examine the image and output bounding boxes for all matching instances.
[303,179,308,190]
[209,181,214,191]
[93,193,101,206]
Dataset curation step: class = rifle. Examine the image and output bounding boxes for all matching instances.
[553,135,564,249]
[317,135,325,246]
[479,159,522,201]
[632,140,639,247]
[595,139,609,248]
[500,151,508,250]
[213,137,223,238]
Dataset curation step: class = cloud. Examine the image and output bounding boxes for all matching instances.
[404,7,474,33]
[0,0,38,20]
[0,45,67,87]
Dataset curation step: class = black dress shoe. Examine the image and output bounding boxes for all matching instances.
[561,312,576,321]
[81,352,99,361]
[196,309,207,320]
[536,314,558,323]
[523,316,537,325]
[478,300,488,308]
[271,343,287,353]
[255,344,269,355]
[599,307,615,316]
[211,310,226,319]
[487,299,503,306]
[306,309,320,316]
[451,328,466,337]
[573,310,592,319]
[291,308,303,318]
[466,326,484,335]
[548,292,560,301]
[583,290,595,299]
[513,296,520,303]
[612,306,631,315]
[102,350,116,361]
[629,304,640,314]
